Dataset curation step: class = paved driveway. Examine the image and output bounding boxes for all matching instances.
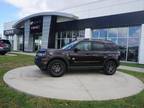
[3,65,144,101]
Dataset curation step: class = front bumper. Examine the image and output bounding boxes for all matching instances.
[35,56,47,70]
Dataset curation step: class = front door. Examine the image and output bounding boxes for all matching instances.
[69,41,93,66]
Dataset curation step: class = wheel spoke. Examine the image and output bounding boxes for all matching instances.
[51,63,62,73]
[107,61,116,74]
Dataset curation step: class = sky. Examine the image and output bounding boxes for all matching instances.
[0,0,101,36]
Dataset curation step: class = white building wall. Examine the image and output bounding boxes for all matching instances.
[85,28,92,39]
[62,0,144,19]
[139,24,144,64]
[42,16,52,48]
[13,34,18,51]
[24,20,33,52]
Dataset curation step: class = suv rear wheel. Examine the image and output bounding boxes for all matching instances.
[104,60,117,75]
[47,60,66,77]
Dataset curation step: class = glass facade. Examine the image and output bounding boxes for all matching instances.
[17,35,23,51]
[32,33,42,51]
[55,30,85,49]
[92,26,141,62]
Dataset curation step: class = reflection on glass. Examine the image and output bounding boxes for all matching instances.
[108,28,117,37]
[100,29,107,39]
[128,38,139,47]
[18,35,24,51]
[127,47,138,62]
[118,38,127,61]
[55,30,84,49]
[92,25,141,62]
[129,26,141,37]
[67,32,71,38]
[127,38,139,62]
[93,30,99,39]
[79,30,85,37]
[118,27,128,37]
[73,31,79,38]
[107,37,117,44]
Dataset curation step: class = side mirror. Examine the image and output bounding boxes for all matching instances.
[74,48,80,53]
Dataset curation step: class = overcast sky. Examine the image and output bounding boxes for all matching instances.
[4,0,101,17]
[0,0,101,35]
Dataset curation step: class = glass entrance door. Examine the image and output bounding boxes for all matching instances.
[33,34,42,52]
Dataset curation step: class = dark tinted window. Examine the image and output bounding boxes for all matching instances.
[92,42,105,51]
[0,40,11,45]
[75,41,91,51]
[105,43,118,51]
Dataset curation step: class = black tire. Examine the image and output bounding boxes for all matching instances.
[104,60,117,75]
[0,52,6,55]
[47,60,66,77]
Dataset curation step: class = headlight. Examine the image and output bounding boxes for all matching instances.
[36,51,47,57]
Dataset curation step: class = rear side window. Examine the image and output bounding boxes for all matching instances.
[105,43,118,51]
[75,41,91,51]
[92,42,105,51]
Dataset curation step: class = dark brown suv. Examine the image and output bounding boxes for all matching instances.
[35,39,120,77]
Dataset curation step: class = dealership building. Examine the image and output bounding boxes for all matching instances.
[3,0,144,64]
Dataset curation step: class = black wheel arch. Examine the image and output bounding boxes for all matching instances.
[104,58,119,67]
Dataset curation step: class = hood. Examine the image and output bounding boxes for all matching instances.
[46,48,65,55]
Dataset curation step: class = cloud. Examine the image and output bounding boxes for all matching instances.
[4,0,100,18]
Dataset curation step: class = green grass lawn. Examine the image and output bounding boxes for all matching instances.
[121,62,144,68]
[0,54,144,108]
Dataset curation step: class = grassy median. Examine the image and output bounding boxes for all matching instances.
[0,54,144,108]
[121,62,144,68]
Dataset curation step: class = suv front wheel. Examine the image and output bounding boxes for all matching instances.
[104,60,117,75]
[47,60,66,77]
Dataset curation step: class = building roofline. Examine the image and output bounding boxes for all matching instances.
[13,11,78,28]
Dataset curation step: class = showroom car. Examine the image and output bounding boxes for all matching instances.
[0,39,11,55]
[35,39,120,77]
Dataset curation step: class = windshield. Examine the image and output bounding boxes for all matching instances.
[0,40,11,44]
[62,40,79,50]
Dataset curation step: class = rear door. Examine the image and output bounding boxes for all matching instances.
[91,41,106,66]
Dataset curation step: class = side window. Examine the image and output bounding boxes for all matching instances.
[75,41,91,51]
[92,42,105,51]
[105,43,118,51]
